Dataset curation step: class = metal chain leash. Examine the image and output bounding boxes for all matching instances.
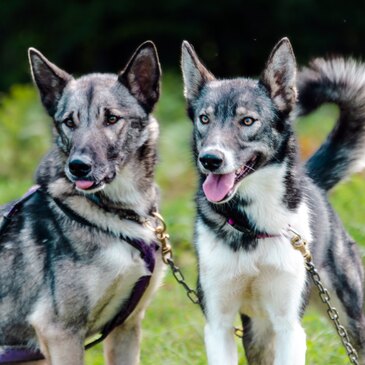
[289,228,359,365]
[146,212,200,305]
[147,213,360,363]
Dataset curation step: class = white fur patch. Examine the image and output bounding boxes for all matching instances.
[197,221,308,364]
[103,165,148,212]
[236,162,312,241]
[85,242,149,333]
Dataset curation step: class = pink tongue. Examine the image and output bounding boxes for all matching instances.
[202,173,236,202]
[75,180,94,190]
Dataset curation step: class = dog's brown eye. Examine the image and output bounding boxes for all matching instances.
[240,117,255,126]
[199,114,210,124]
[63,118,76,129]
[106,114,121,125]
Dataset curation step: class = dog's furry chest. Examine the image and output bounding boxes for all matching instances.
[196,210,310,319]
[84,239,150,335]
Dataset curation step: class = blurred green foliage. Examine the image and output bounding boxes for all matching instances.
[0,85,50,178]
[0,74,364,364]
[0,85,50,200]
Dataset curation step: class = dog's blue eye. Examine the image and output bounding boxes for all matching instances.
[199,114,210,124]
[240,117,255,126]
[63,118,76,129]
[106,114,121,125]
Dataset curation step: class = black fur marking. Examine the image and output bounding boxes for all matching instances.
[27,192,81,314]
[283,168,303,210]
[54,121,71,152]
[240,314,270,364]
[187,105,195,121]
[327,246,362,319]
[273,110,289,134]
[267,129,292,164]
[196,276,206,315]
[214,99,237,123]
[86,83,94,108]
[197,197,259,252]
[265,131,303,211]
[0,215,26,301]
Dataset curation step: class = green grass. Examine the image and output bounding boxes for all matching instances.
[0,76,364,364]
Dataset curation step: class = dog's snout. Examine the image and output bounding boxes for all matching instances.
[69,158,92,178]
[199,152,223,171]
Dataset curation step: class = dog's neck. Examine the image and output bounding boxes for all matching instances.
[99,162,159,216]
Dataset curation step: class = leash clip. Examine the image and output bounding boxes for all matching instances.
[145,212,172,264]
[288,227,312,264]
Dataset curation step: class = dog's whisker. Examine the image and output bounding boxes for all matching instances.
[243,164,256,172]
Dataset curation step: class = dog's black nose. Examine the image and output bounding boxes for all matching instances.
[199,153,223,171]
[69,159,92,178]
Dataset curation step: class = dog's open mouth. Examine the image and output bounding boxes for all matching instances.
[202,155,258,203]
[74,180,105,193]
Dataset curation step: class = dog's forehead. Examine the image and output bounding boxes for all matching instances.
[199,78,273,117]
[57,74,144,117]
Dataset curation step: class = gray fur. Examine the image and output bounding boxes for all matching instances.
[261,37,297,113]
[182,38,365,364]
[0,42,164,365]
[298,57,365,190]
[181,41,215,102]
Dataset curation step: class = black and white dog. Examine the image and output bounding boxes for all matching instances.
[181,37,365,365]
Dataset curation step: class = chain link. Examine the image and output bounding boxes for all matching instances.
[166,256,200,304]
[306,261,359,365]
[290,229,360,365]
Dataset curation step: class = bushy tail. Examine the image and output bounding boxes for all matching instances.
[297,58,365,191]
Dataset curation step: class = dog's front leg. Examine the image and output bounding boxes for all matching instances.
[272,318,306,365]
[34,326,84,365]
[205,320,238,365]
[202,286,240,365]
[103,312,143,365]
[261,269,307,365]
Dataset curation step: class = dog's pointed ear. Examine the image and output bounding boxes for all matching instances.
[260,38,297,113]
[28,48,72,116]
[181,41,215,102]
[118,41,161,113]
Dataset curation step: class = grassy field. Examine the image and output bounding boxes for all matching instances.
[0,74,364,365]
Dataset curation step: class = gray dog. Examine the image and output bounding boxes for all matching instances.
[0,42,165,365]
[181,38,365,364]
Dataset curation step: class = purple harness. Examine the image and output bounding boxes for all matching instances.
[0,186,158,363]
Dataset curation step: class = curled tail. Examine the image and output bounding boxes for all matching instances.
[297,58,365,191]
